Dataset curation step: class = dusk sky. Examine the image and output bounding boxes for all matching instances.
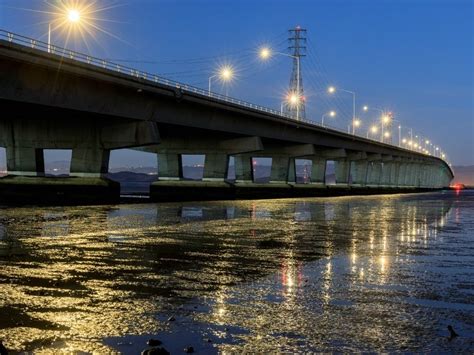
[0,0,472,166]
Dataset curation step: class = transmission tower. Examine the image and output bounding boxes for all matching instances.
[285,26,307,120]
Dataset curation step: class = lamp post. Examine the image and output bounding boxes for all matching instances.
[328,86,357,134]
[367,125,378,139]
[260,47,301,120]
[321,111,336,127]
[48,8,81,53]
[208,66,234,96]
[389,119,402,146]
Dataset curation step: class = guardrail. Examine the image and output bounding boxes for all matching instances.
[0,29,444,161]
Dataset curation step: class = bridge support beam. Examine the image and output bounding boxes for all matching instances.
[150,136,263,201]
[157,153,182,181]
[270,156,296,184]
[380,156,393,186]
[6,147,45,177]
[335,160,351,184]
[351,160,368,186]
[234,154,254,184]
[310,158,326,184]
[203,153,229,182]
[0,118,159,204]
[70,148,110,178]
[366,154,382,186]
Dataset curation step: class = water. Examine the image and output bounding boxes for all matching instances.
[0,191,473,353]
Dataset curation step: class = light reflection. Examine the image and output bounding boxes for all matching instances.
[0,194,456,353]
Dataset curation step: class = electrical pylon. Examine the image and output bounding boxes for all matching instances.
[285,26,306,120]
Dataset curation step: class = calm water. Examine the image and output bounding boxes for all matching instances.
[0,191,473,353]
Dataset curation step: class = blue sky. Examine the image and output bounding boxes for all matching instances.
[0,0,472,166]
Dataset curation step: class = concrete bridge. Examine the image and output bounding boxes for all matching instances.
[0,31,453,204]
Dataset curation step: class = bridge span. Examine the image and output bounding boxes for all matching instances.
[0,31,453,204]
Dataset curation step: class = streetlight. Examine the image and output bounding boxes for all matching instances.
[349,118,361,135]
[260,47,302,120]
[381,113,391,143]
[328,86,357,134]
[209,65,234,96]
[48,8,82,53]
[321,110,336,126]
[367,125,378,138]
[281,92,301,115]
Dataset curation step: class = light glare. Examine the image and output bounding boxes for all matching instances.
[259,47,271,60]
[67,9,80,23]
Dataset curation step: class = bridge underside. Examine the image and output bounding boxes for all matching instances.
[0,101,452,205]
[0,39,453,204]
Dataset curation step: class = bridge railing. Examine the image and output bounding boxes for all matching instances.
[0,29,442,160]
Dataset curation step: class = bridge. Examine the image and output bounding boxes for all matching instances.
[0,31,454,204]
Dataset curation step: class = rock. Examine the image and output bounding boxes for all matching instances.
[184,346,194,353]
[147,339,162,347]
[0,341,8,355]
[141,347,170,355]
[447,325,458,341]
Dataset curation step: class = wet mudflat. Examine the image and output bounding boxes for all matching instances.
[0,191,473,353]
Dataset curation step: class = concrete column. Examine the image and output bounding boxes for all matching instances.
[6,147,45,176]
[390,163,400,186]
[335,160,350,184]
[158,153,182,181]
[381,162,392,186]
[425,166,433,187]
[270,156,295,183]
[351,160,368,185]
[397,163,405,186]
[70,148,110,178]
[203,153,229,182]
[234,155,253,183]
[367,161,382,185]
[404,163,413,186]
[413,164,421,187]
[419,165,428,187]
[310,158,326,184]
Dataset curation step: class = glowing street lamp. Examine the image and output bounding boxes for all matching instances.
[260,46,302,120]
[380,113,392,142]
[321,110,336,126]
[349,118,361,135]
[367,125,378,138]
[259,47,271,60]
[209,65,234,96]
[328,86,357,134]
[281,92,301,115]
[48,7,82,53]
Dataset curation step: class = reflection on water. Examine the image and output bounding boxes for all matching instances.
[0,192,473,353]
